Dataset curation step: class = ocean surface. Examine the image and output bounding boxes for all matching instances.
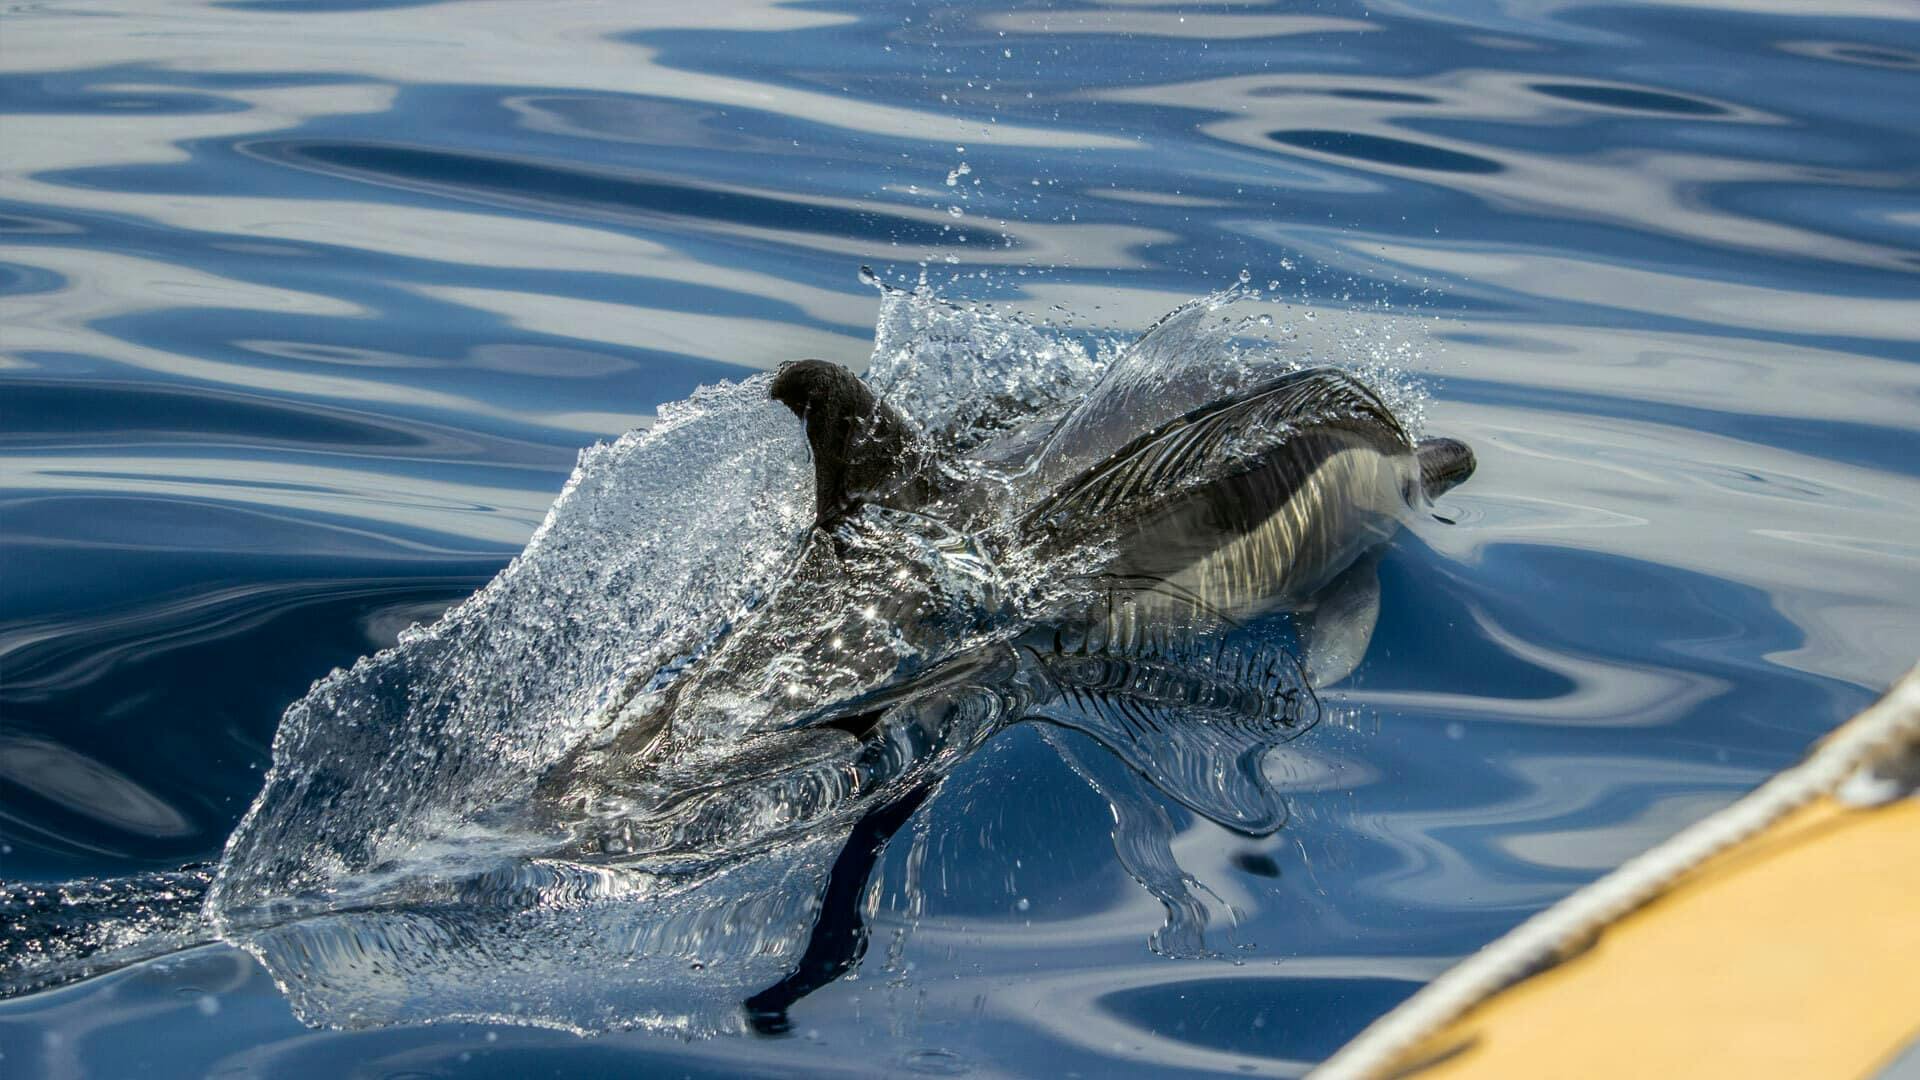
[2,0,1917,1076]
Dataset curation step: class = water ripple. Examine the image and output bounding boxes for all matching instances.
[2,0,1917,1075]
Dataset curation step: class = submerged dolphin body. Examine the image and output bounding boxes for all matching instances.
[538,359,1471,802]
[663,355,1471,1030]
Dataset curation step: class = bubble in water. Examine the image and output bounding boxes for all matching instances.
[903,1047,972,1076]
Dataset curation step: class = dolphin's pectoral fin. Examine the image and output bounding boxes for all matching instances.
[1019,631,1319,836]
[1298,550,1382,689]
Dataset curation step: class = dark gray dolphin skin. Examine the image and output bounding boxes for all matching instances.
[543,359,1470,792]
[773,358,1474,623]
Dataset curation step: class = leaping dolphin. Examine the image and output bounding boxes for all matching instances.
[539,357,1472,814]
[768,357,1473,679]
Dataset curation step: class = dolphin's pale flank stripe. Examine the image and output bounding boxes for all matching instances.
[1016,367,1467,622]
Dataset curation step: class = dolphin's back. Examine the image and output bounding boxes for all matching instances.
[1020,368,1429,618]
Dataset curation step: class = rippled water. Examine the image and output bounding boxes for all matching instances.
[3,1,1918,1076]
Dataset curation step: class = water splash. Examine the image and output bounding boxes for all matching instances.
[0,868,215,997]
[2,283,1441,1035]
[210,378,816,923]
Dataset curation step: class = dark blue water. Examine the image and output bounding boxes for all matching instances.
[3,0,1918,1075]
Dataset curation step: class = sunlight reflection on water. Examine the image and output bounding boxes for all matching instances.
[2,0,1917,1075]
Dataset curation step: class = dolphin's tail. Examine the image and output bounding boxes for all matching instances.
[1416,437,1476,498]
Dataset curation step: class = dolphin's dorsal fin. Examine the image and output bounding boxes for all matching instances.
[770,360,931,527]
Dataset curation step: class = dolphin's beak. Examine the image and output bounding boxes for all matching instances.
[1415,437,1476,498]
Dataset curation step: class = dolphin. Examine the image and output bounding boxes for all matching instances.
[533,351,1474,849]
[769,357,1473,679]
